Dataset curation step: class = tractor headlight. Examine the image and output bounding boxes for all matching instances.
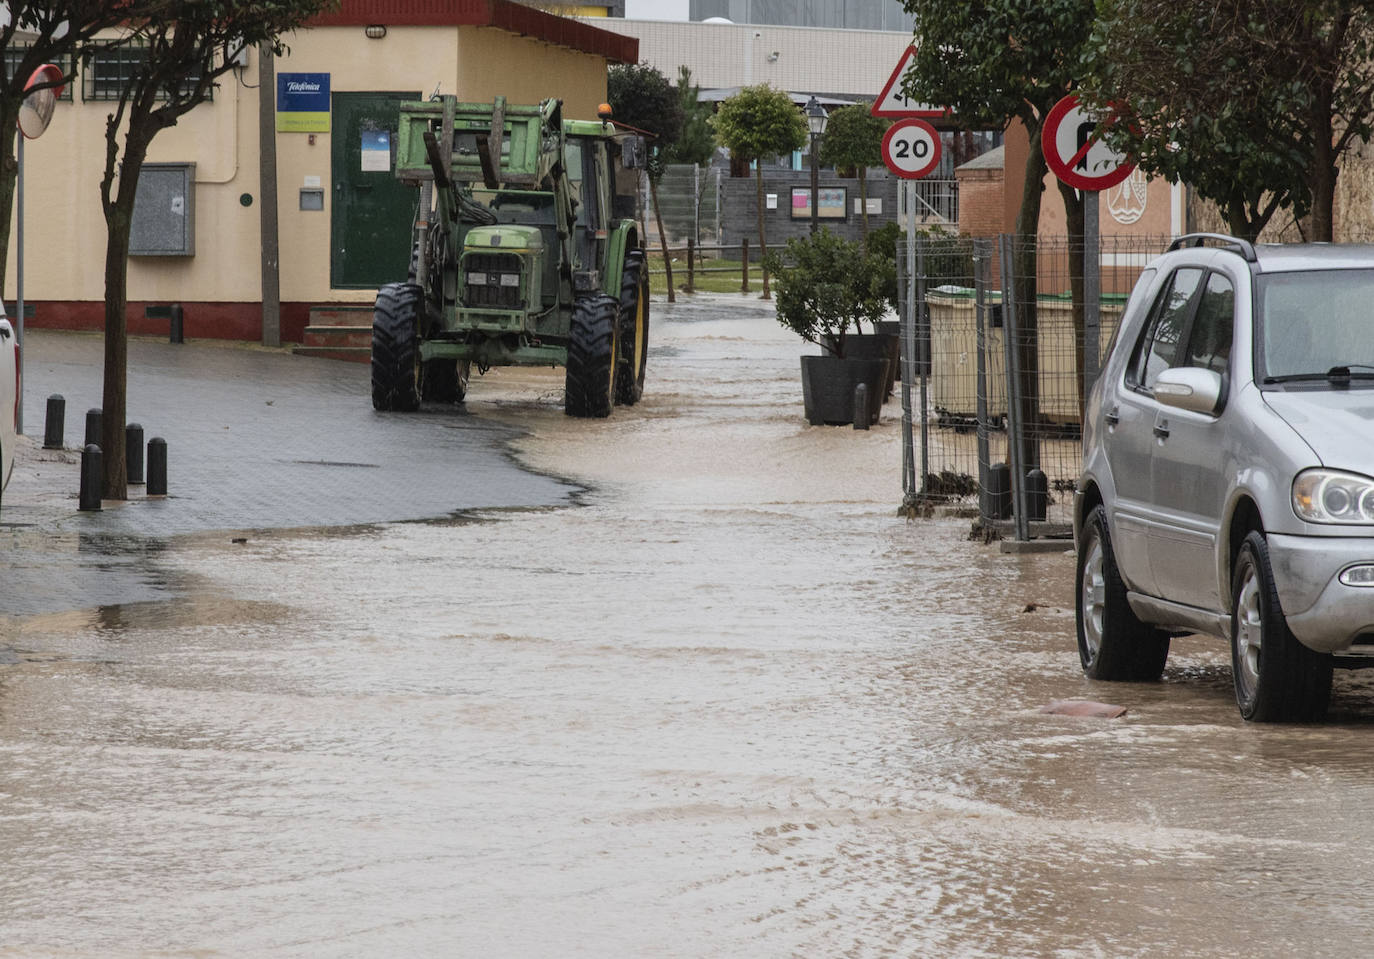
[499,273,520,287]
[1293,469,1374,524]
[466,271,489,286]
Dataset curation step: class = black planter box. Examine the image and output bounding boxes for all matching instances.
[800,354,889,426]
[842,332,900,398]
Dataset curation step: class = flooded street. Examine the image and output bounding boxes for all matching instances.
[5,295,1374,956]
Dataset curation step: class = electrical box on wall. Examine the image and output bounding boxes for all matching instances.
[130,163,196,256]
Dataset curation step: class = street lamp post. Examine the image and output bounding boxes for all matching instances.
[805,95,827,235]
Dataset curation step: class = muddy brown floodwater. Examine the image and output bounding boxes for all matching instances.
[5,294,1374,957]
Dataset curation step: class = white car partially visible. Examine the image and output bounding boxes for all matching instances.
[0,311,16,503]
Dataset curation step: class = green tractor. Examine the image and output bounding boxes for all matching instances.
[370,95,649,417]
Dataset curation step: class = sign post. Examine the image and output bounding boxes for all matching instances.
[1042,93,1135,400]
[14,63,65,434]
[874,45,950,505]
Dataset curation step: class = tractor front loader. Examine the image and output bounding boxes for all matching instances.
[370,95,649,417]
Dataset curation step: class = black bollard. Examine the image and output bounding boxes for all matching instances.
[853,383,870,430]
[43,394,65,449]
[985,462,1012,520]
[79,444,102,511]
[84,408,102,448]
[169,304,184,344]
[1026,467,1048,522]
[146,437,167,496]
[125,423,144,485]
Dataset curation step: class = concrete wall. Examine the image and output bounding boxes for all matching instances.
[717,171,901,250]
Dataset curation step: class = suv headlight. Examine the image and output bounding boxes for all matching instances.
[1293,469,1374,523]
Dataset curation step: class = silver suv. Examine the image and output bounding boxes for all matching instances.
[1076,234,1374,722]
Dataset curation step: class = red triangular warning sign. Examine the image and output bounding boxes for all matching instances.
[872,45,949,119]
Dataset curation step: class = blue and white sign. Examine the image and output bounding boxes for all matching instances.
[276,72,330,132]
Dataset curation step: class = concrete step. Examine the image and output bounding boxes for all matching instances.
[301,324,371,350]
[308,304,374,327]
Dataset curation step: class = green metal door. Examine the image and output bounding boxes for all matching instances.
[330,91,419,288]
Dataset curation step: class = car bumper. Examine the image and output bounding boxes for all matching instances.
[1269,533,1374,653]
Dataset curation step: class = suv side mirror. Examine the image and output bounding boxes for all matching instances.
[1154,367,1223,414]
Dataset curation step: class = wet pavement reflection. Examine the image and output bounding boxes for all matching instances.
[4,296,1374,956]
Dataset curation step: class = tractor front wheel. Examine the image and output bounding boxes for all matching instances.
[371,283,424,412]
[565,294,619,418]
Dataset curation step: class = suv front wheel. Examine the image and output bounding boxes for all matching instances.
[1231,531,1333,722]
[1076,505,1171,681]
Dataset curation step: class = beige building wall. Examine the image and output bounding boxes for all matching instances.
[11,13,627,340]
[7,47,258,306]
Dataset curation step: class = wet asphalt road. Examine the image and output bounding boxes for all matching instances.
[6,298,1374,957]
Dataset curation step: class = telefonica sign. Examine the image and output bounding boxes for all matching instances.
[276,72,330,133]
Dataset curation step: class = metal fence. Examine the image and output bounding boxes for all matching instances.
[643,164,723,247]
[903,178,958,225]
[899,233,1174,538]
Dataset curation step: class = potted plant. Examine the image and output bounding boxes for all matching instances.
[765,228,893,426]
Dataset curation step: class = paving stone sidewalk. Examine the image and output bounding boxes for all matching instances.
[2,331,578,617]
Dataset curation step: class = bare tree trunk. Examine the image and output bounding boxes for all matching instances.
[100,126,154,500]
[650,177,675,303]
[1309,84,1337,242]
[755,165,771,300]
[1014,124,1048,473]
[0,110,20,293]
[858,166,869,241]
[100,208,131,501]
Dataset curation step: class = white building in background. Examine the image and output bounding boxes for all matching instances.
[586,17,911,101]
[689,0,912,31]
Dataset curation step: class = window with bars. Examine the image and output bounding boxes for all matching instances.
[81,42,209,102]
[5,48,73,101]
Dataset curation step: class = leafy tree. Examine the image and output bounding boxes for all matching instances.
[662,66,714,167]
[608,62,684,300]
[710,83,806,298]
[903,0,1096,458]
[0,3,139,291]
[817,102,887,239]
[97,1,334,498]
[1085,0,1374,241]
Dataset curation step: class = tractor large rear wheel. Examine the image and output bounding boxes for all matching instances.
[371,283,423,412]
[565,294,619,418]
[614,250,649,406]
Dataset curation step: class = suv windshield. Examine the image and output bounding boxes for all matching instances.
[1259,269,1374,383]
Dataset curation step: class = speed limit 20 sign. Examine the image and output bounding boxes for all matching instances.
[881,118,941,180]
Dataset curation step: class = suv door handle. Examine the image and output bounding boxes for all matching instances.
[1153,420,1170,439]
[1104,406,1119,427]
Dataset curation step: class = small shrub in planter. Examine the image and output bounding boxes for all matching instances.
[764,227,891,358]
[766,229,894,425]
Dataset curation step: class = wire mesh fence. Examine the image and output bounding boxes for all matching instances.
[643,164,723,247]
[899,232,1174,537]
